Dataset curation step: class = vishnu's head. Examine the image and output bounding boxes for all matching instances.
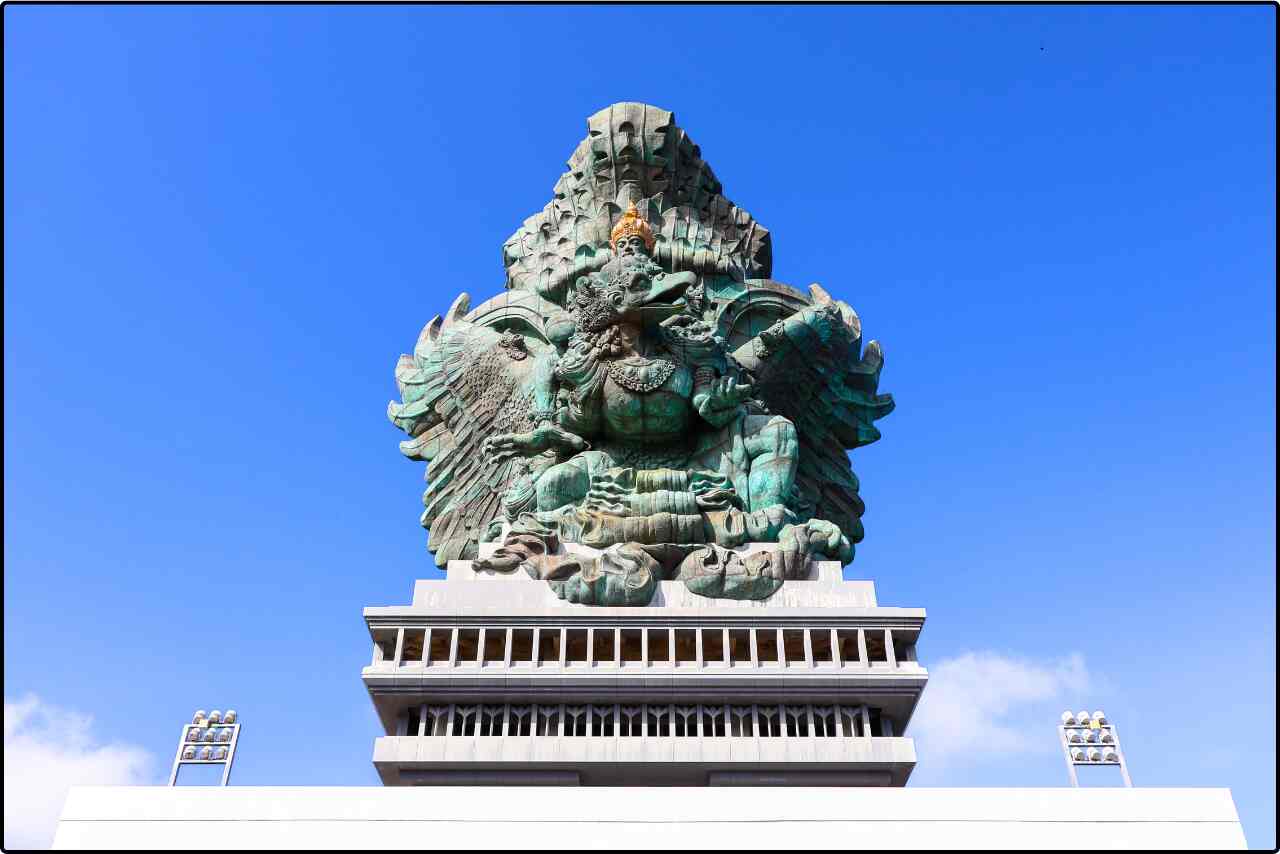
[610,202,656,260]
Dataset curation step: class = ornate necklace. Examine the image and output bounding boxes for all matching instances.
[607,353,676,393]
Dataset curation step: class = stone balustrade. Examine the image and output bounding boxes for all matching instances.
[367,624,920,671]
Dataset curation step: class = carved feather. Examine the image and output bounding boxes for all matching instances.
[387,304,539,567]
[734,298,894,547]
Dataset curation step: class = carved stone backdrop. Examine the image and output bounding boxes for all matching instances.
[389,102,893,605]
[502,102,771,305]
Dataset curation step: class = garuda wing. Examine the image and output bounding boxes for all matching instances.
[387,295,540,567]
[732,285,894,549]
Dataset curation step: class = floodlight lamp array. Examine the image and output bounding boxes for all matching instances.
[168,708,241,786]
[1057,709,1131,787]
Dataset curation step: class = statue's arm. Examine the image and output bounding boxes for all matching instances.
[527,349,562,425]
[484,350,591,460]
[692,367,753,428]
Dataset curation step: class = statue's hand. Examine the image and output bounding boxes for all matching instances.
[484,423,589,461]
[697,375,754,419]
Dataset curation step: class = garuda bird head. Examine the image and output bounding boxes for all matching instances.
[571,253,694,333]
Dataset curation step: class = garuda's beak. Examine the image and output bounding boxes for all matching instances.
[628,271,697,323]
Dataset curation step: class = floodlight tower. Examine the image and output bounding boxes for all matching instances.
[1058,709,1132,787]
[168,709,241,786]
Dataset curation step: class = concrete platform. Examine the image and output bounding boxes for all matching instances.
[55,785,1247,849]
[372,733,917,786]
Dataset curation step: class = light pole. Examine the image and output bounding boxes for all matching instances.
[1058,709,1132,787]
[167,709,242,786]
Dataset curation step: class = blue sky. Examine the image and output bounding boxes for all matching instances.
[4,4,1274,848]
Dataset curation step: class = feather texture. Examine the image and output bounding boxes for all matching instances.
[735,299,894,546]
[387,307,538,567]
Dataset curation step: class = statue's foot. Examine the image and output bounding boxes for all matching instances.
[774,518,853,579]
[678,545,782,601]
[800,518,852,563]
[550,544,658,606]
[473,550,524,574]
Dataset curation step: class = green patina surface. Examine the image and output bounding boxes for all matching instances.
[388,103,893,605]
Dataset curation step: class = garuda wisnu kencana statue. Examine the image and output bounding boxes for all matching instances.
[389,103,893,605]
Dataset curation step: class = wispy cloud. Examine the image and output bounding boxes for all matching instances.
[4,694,156,850]
[911,650,1089,770]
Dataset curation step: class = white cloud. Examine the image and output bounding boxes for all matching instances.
[911,650,1088,768]
[4,694,156,850]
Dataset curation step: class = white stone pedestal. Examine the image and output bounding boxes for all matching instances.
[55,786,1247,849]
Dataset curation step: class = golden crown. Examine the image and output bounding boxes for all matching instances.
[609,202,656,252]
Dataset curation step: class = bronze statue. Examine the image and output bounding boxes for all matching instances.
[389,103,892,604]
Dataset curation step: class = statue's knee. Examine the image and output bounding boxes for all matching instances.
[767,416,799,457]
[537,461,589,509]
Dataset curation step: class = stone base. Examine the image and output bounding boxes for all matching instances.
[55,786,1247,849]
[403,542,878,611]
